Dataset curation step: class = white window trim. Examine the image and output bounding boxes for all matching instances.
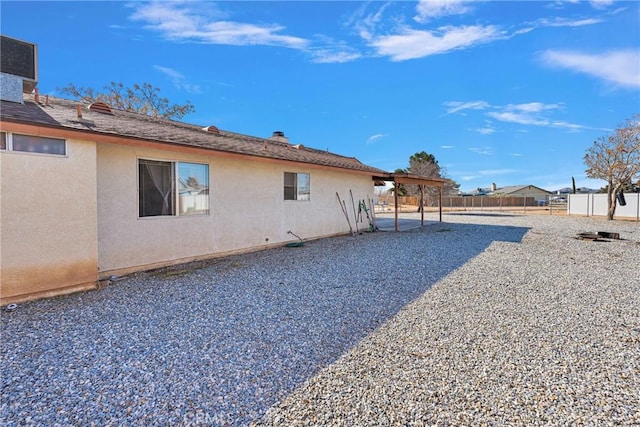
[0,131,67,157]
[137,157,211,219]
[284,171,311,202]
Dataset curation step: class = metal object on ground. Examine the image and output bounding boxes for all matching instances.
[577,231,621,241]
[597,231,620,239]
[286,230,304,247]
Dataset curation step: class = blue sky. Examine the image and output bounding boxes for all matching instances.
[2,1,639,192]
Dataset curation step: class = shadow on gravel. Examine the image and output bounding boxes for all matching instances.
[1,222,529,426]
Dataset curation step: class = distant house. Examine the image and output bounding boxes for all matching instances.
[555,187,598,195]
[488,184,551,204]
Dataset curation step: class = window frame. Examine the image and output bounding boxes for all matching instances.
[284,172,311,201]
[0,131,67,156]
[138,157,210,218]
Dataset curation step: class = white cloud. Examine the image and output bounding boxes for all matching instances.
[130,2,309,49]
[541,49,640,89]
[367,133,388,144]
[506,102,563,113]
[154,65,202,94]
[414,0,472,23]
[154,65,183,80]
[443,100,491,115]
[441,145,454,149]
[475,127,496,135]
[485,102,602,131]
[371,25,502,61]
[469,147,494,155]
[311,49,362,64]
[447,100,608,132]
[309,37,363,63]
[536,17,603,27]
[590,0,614,9]
[351,2,391,42]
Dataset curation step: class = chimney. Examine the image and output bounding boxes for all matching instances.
[0,36,38,103]
[269,131,289,143]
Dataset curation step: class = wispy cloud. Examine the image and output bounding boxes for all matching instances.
[540,49,640,89]
[590,0,614,10]
[441,145,454,149]
[446,100,610,132]
[154,65,202,94]
[475,127,496,135]
[535,17,603,27]
[309,37,362,63]
[469,147,494,156]
[130,2,309,49]
[370,25,502,61]
[485,102,582,130]
[443,100,491,115]
[367,133,388,144]
[414,0,472,23]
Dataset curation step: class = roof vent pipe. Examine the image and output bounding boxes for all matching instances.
[269,131,289,143]
[202,125,220,134]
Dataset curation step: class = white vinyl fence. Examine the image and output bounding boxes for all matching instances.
[568,193,640,221]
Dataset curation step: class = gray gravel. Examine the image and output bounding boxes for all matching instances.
[2,213,638,426]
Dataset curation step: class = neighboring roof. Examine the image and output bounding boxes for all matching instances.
[1,94,387,175]
[490,185,551,195]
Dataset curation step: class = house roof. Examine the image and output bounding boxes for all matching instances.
[1,94,387,176]
[490,185,551,195]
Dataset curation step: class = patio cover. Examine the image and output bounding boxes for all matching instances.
[373,172,448,231]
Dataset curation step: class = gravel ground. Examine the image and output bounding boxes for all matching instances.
[2,213,638,426]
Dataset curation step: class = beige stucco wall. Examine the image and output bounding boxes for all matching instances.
[97,143,374,275]
[0,138,98,303]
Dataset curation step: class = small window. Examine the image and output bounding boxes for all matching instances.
[178,162,209,215]
[284,172,310,201]
[0,132,66,155]
[139,159,175,217]
[12,134,66,155]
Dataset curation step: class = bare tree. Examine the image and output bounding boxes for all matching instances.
[584,114,640,220]
[59,82,195,120]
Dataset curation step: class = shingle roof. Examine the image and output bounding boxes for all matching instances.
[491,185,551,195]
[1,94,388,175]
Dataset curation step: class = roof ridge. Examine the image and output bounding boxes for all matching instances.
[5,94,388,175]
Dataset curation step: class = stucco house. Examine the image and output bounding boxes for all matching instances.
[1,89,403,303]
[1,35,448,303]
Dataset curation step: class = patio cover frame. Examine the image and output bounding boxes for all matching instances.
[373,172,447,232]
